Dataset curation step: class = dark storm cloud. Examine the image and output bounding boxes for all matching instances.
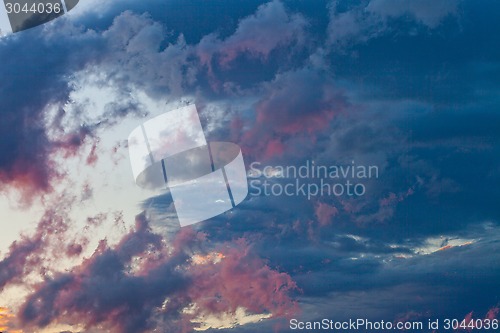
[0,7,189,201]
[278,0,500,236]
[0,19,105,201]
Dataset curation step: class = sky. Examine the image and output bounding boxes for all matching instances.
[0,0,499,332]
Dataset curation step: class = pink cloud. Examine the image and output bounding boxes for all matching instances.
[197,0,306,69]
[86,142,99,166]
[0,197,74,290]
[15,218,298,333]
[485,306,499,320]
[0,125,96,205]
[187,239,298,319]
[0,158,58,206]
[379,187,415,207]
[458,307,499,332]
[354,186,416,225]
[241,68,345,160]
[314,202,338,227]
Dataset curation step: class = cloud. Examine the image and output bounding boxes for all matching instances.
[0,196,74,291]
[197,0,307,69]
[366,0,459,28]
[485,306,500,320]
[327,0,460,47]
[0,20,104,203]
[314,202,338,226]
[18,214,187,332]
[240,66,346,160]
[98,11,194,97]
[186,239,298,321]
[15,216,298,333]
[0,1,306,205]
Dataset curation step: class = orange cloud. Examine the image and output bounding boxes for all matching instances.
[0,306,23,333]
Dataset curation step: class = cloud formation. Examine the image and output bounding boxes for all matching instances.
[15,216,297,333]
[0,0,499,332]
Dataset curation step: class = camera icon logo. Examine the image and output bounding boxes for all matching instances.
[0,0,79,36]
[128,104,249,227]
